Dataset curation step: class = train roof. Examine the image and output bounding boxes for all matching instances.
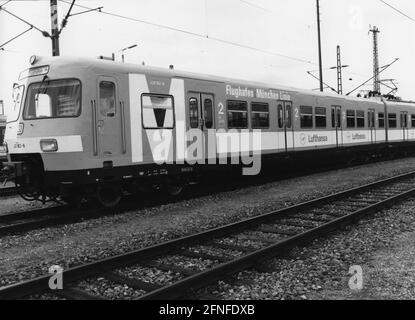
[28,56,414,107]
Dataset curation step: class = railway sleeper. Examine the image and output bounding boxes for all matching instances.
[210,241,258,253]
[180,249,229,263]
[143,261,200,277]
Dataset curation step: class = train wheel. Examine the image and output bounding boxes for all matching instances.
[165,178,185,196]
[95,185,122,208]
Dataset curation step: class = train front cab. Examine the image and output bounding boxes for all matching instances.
[2,59,93,202]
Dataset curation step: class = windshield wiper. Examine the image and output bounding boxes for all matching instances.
[36,75,49,96]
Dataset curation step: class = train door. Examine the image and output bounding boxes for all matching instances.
[368,109,376,143]
[401,111,409,141]
[96,77,122,158]
[331,106,343,147]
[187,92,215,162]
[277,101,294,152]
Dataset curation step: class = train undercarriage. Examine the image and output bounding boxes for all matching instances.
[2,142,415,208]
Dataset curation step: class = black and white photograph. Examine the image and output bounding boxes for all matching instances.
[1,0,415,308]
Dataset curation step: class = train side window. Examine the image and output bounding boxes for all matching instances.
[142,94,174,129]
[331,108,335,128]
[227,100,248,129]
[189,98,199,128]
[356,110,365,128]
[411,115,415,127]
[401,113,408,128]
[277,104,284,128]
[286,105,292,128]
[378,112,385,128]
[300,106,313,128]
[368,110,375,128]
[315,107,326,128]
[251,102,269,129]
[388,113,397,128]
[346,110,356,128]
[204,98,214,129]
[99,81,116,117]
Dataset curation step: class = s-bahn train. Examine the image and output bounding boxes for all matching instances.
[2,55,415,207]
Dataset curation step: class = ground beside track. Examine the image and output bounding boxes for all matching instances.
[0,196,55,216]
[2,157,415,298]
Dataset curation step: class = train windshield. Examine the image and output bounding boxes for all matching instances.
[7,85,25,123]
[23,79,81,119]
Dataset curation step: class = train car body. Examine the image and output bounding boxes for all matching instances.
[3,56,415,206]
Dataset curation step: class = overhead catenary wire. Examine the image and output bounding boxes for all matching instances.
[0,26,33,49]
[379,0,415,23]
[59,0,317,66]
[0,6,50,37]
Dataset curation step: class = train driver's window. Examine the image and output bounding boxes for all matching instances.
[35,93,52,117]
[204,99,214,129]
[411,115,415,127]
[189,98,199,128]
[99,81,116,117]
[378,113,385,128]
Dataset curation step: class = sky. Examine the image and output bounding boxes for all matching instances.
[0,0,414,116]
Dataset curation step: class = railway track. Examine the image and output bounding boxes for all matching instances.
[2,171,415,300]
[0,205,84,236]
[0,162,368,237]
[0,156,413,237]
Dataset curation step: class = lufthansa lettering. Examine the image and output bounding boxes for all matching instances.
[308,135,328,143]
[352,134,366,140]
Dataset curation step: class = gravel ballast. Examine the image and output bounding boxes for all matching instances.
[199,199,415,300]
[2,157,415,299]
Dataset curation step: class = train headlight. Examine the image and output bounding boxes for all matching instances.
[40,139,58,152]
